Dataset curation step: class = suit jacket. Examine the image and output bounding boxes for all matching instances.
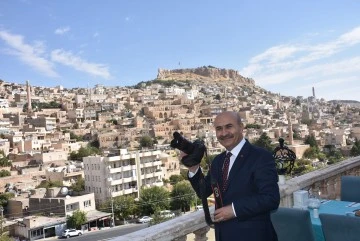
[189,140,280,241]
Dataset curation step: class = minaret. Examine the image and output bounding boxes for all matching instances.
[287,111,293,145]
[312,87,316,98]
[26,80,32,113]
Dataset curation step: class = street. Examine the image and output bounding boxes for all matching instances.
[56,223,149,241]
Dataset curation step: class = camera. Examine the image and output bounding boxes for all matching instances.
[170,131,206,167]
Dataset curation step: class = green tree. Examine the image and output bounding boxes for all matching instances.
[0,151,11,167]
[0,170,10,177]
[0,234,12,241]
[139,135,154,148]
[214,94,221,100]
[292,158,314,176]
[70,132,83,141]
[245,123,261,129]
[293,131,301,139]
[104,195,137,221]
[303,147,319,159]
[89,140,100,149]
[304,135,318,148]
[36,180,63,189]
[326,146,343,164]
[170,181,195,213]
[169,175,184,185]
[150,209,167,225]
[70,146,100,161]
[200,154,216,173]
[180,169,189,180]
[66,210,87,229]
[253,133,273,152]
[107,119,118,125]
[0,193,15,208]
[138,186,170,215]
[70,177,85,192]
[350,138,360,156]
[316,152,327,162]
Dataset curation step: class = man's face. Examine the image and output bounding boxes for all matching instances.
[214,112,243,151]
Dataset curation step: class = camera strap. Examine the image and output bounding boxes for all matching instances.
[199,151,224,228]
[199,173,214,228]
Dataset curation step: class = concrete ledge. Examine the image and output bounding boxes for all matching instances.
[110,208,213,241]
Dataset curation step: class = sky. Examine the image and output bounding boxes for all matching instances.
[0,0,360,101]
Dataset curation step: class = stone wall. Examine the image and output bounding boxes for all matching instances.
[157,66,255,85]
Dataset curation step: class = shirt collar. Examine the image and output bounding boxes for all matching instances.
[227,138,246,157]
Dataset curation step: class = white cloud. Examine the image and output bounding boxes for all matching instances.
[249,45,301,65]
[54,26,70,35]
[51,49,111,79]
[254,56,360,86]
[125,17,130,21]
[93,32,99,38]
[0,30,58,77]
[298,76,358,90]
[241,25,360,101]
[338,27,360,45]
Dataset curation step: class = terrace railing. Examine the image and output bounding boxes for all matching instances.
[111,156,360,241]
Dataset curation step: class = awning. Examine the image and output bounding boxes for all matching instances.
[86,210,112,222]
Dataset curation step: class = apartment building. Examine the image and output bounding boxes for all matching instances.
[46,164,84,186]
[29,188,96,217]
[67,108,84,123]
[83,149,164,204]
[26,116,57,131]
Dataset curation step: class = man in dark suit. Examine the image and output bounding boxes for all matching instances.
[187,111,280,241]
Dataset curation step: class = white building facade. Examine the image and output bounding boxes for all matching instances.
[83,149,164,204]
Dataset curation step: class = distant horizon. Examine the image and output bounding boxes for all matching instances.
[2,72,360,103]
[1,0,360,101]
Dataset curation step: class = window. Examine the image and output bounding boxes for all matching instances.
[84,200,91,207]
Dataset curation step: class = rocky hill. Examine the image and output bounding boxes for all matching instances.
[156,66,255,85]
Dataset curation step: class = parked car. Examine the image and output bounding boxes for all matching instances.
[61,229,83,238]
[195,205,203,211]
[137,216,153,223]
[160,210,175,218]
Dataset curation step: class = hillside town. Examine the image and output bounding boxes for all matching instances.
[0,66,360,240]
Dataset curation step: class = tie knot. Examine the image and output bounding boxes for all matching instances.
[226,152,232,158]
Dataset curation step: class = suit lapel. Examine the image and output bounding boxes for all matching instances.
[224,140,252,192]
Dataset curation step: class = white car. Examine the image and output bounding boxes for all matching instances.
[137,216,153,223]
[160,210,175,218]
[195,205,203,211]
[61,229,83,238]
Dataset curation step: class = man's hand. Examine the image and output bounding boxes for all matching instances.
[214,205,235,222]
[180,151,199,173]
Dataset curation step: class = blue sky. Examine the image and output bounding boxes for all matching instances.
[0,0,360,101]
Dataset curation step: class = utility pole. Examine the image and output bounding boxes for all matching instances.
[0,206,4,235]
[111,194,114,227]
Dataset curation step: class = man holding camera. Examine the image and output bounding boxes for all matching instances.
[186,111,280,241]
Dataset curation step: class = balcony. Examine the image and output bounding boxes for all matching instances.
[111,156,360,241]
[124,188,135,195]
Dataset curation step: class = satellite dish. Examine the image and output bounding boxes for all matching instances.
[60,187,69,195]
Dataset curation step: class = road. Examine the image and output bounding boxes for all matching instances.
[56,223,149,241]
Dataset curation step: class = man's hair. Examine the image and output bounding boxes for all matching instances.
[218,111,243,126]
[233,112,242,125]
